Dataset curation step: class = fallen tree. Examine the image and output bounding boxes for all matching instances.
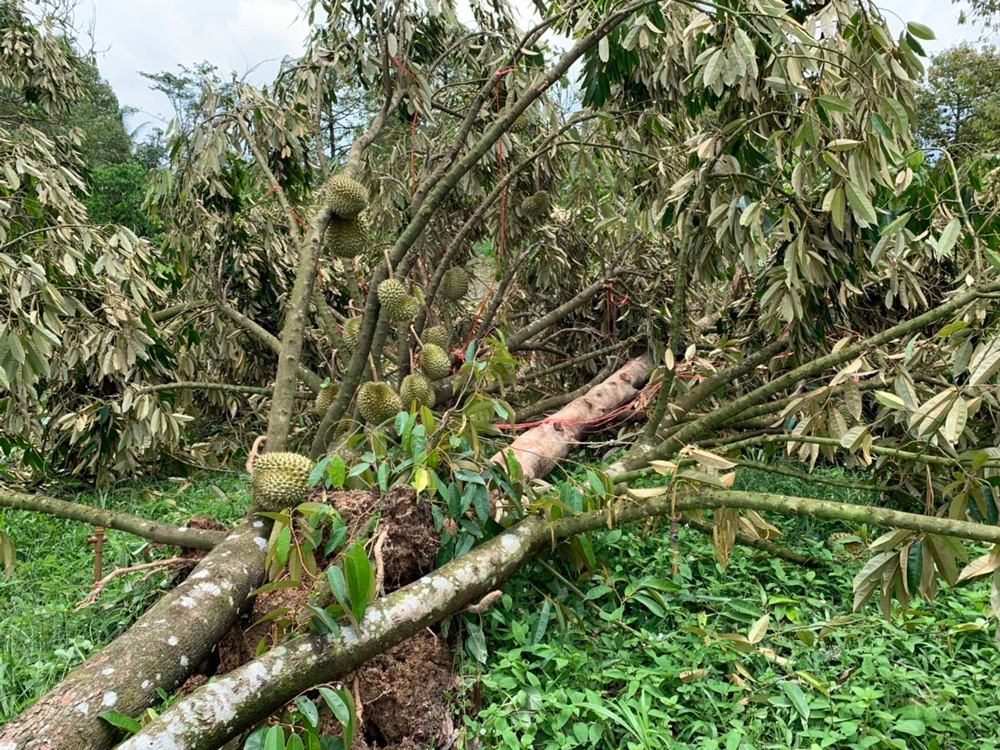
[8,1,1000,748]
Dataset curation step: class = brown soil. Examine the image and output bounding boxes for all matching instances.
[356,629,455,749]
[212,487,448,747]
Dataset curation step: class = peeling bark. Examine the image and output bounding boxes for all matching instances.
[491,355,652,481]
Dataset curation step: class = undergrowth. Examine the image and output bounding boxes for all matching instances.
[458,467,1000,750]
[0,474,249,721]
[4,466,1000,750]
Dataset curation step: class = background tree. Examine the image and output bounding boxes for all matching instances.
[916,43,1000,155]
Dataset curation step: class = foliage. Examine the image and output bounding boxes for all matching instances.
[0,474,249,721]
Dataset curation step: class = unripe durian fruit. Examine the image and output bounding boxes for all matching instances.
[357,381,404,424]
[826,531,865,559]
[377,278,408,319]
[314,382,339,413]
[250,452,314,512]
[323,174,368,219]
[441,267,470,302]
[400,373,435,408]
[521,190,551,220]
[391,295,420,323]
[325,215,367,258]
[419,343,451,381]
[343,316,362,347]
[423,325,450,350]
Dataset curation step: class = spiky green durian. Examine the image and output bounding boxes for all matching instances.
[343,316,362,347]
[521,190,551,220]
[324,216,367,258]
[440,267,470,302]
[391,295,420,323]
[323,174,368,219]
[357,381,404,424]
[400,373,435,408]
[422,325,450,350]
[377,278,408,319]
[419,343,451,381]
[250,452,314,512]
[314,383,339,413]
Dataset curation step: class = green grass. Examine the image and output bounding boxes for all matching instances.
[0,474,249,721]
[458,468,1000,750]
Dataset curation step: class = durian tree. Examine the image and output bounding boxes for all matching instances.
[9,0,1000,747]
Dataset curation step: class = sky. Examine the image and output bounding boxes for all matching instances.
[73,0,984,136]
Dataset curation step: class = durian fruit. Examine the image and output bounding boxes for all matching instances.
[250,452,314,512]
[825,531,866,559]
[343,316,362,347]
[419,343,451,381]
[324,215,367,258]
[357,381,404,424]
[314,383,339,413]
[440,267,470,302]
[521,190,551,220]
[323,174,368,219]
[400,373,434,408]
[377,278,408,319]
[423,325,450,350]
[391,295,421,323]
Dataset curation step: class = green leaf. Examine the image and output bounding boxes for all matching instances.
[286,735,305,750]
[318,686,355,746]
[308,455,330,488]
[906,21,935,40]
[98,709,141,734]
[327,565,348,604]
[816,94,850,113]
[344,542,372,622]
[895,718,926,736]
[533,599,552,643]
[264,725,286,750]
[274,525,292,567]
[844,181,877,226]
[328,454,346,488]
[781,681,810,720]
[295,695,320,728]
[937,218,961,256]
[466,621,488,663]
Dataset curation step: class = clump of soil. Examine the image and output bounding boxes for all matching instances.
[217,487,440,669]
[356,629,454,749]
[209,487,451,749]
[370,487,440,588]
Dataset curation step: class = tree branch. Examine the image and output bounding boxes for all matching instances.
[0,489,224,550]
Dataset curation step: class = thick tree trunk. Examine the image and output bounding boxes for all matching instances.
[0,523,266,750]
[491,354,652,481]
